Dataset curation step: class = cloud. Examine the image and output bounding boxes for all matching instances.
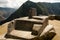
[0,0,8,3]
[0,0,60,8]
[7,0,27,8]
[7,0,60,8]
[0,0,8,7]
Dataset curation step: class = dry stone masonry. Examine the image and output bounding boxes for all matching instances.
[5,8,56,40]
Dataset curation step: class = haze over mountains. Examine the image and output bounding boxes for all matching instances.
[0,7,16,21]
[0,1,60,24]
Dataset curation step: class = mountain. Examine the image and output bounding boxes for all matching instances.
[0,7,16,19]
[0,1,45,25]
[0,15,5,21]
[37,2,60,15]
[0,1,60,25]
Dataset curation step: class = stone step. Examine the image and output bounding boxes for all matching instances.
[32,16,48,20]
[32,16,48,27]
[15,17,44,24]
[5,30,36,39]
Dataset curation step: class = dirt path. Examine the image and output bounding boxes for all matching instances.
[0,22,9,39]
[49,20,60,40]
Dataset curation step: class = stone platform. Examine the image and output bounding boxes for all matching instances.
[4,16,56,40]
[5,24,56,40]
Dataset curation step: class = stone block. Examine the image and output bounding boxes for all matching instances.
[31,30,56,40]
[28,8,37,18]
[5,30,36,39]
[40,24,55,36]
[14,17,48,31]
[14,20,33,31]
[30,25,56,40]
[49,15,55,20]
[31,24,43,35]
[55,16,60,20]
[32,16,48,28]
[31,24,55,36]
[39,30,56,40]
[7,21,15,34]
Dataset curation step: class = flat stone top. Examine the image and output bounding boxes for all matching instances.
[32,16,48,19]
[15,18,41,23]
[15,16,48,21]
[15,17,44,23]
[10,30,36,39]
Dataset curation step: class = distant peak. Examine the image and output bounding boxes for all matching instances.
[28,0,30,1]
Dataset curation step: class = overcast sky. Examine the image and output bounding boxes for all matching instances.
[0,0,60,8]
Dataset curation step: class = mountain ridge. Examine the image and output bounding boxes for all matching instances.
[0,1,60,25]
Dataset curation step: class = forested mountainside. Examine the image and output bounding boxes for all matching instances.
[37,2,60,15]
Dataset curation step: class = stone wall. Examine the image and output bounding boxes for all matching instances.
[15,20,33,31]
